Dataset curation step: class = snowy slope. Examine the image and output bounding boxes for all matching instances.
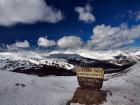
[0,63,140,105]
[0,51,74,72]
[102,63,140,105]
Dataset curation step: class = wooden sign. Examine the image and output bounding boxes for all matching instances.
[76,67,104,89]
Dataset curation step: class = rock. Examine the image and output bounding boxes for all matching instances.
[15,83,26,87]
[69,87,107,105]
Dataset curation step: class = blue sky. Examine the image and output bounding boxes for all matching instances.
[0,0,140,50]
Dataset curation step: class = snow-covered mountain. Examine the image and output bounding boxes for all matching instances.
[50,49,140,62]
[0,51,75,76]
[0,62,140,105]
[0,49,140,76]
[48,49,140,73]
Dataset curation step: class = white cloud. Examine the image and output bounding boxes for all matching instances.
[7,40,30,50]
[88,24,140,50]
[0,0,63,26]
[135,11,140,21]
[75,3,95,23]
[126,10,140,21]
[15,40,30,48]
[38,37,56,47]
[57,36,83,49]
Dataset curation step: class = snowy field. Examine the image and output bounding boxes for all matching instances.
[0,63,140,105]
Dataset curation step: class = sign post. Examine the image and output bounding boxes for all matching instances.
[76,67,104,89]
[69,67,106,105]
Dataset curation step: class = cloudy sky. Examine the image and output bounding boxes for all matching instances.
[0,0,140,50]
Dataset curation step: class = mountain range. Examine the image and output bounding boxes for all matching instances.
[0,49,140,76]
